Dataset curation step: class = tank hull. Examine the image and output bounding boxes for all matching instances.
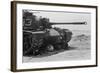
[23,28,72,56]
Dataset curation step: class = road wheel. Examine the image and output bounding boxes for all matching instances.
[46,44,54,52]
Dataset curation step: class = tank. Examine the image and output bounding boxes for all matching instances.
[23,11,86,56]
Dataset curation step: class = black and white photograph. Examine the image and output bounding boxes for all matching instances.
[23,9,91,62]
[11,1,97,72]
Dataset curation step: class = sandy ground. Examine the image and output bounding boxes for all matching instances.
[23,49,90,63]
[23,30,91,63]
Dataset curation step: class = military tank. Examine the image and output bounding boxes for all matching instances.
[23,11,86,56]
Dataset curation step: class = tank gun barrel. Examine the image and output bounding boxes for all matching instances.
[50,21,87,25]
